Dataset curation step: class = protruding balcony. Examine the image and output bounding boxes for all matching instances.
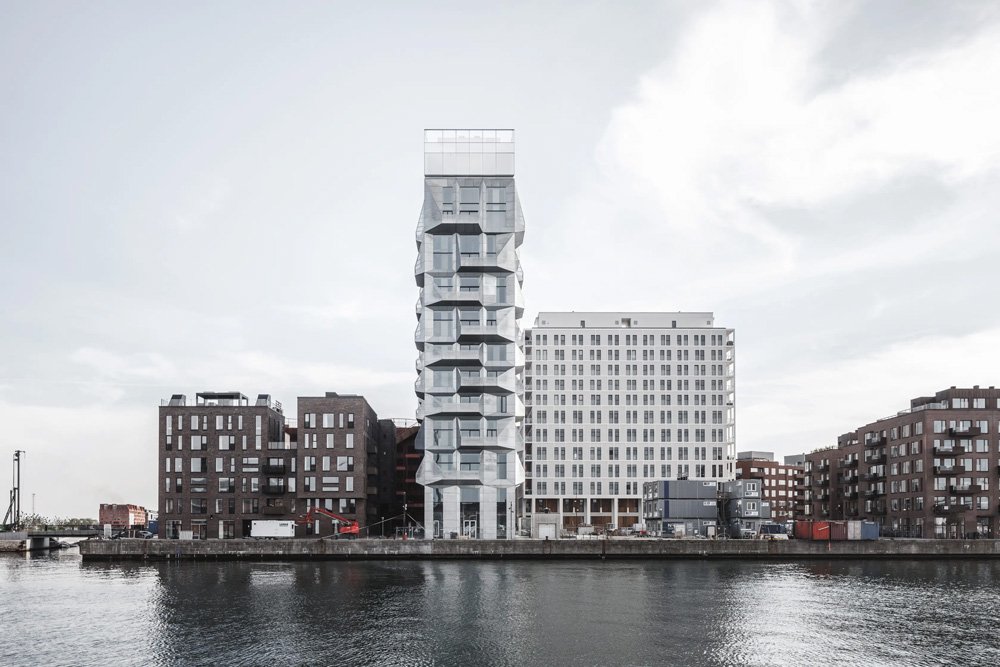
[262,483,288,495]
[866,434,886,447]
[262,463,286,475]
[934,465,959,475]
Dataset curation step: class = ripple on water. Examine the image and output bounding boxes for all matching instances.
[4,556,1000,666]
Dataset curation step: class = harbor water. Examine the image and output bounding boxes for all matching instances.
[3,548,999,666]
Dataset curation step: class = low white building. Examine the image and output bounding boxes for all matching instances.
[523,312,736,535]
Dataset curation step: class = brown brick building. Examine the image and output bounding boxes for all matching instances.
[804,387,1000,538]
[735,452,804,522]
[296,393,381,536]
[158,391,290,539]
[393,422,424,534]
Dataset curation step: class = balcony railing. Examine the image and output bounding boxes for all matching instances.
[262,484,288,495]
[262,464,286,475]
[934,465,959,475]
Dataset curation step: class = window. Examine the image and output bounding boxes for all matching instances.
[346,434,354,449]
[459,187,479,212]
[487,186,506,211]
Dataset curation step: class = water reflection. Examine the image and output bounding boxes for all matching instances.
[4,556,1000,666]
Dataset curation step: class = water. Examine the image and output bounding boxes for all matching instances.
[3,548,999,666]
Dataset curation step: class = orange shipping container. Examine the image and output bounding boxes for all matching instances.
[811,521,831,541]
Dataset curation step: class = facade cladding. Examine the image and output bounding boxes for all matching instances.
[803,387,1000,539]
[158,391,389,539]
[524,312,736,533]
[414,129,525,540]
[735,451,805,522]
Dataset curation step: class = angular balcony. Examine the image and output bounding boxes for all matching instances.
[863,489,884,499]
[458,374,510,393]
[261,505,287,516]
[818,479,830,488]
[866,435,886,447]
[262,483,288,495]
[933,445,955,456]
[846,491,859,500]
[862,472,885,482]
[424,397,483,417]
[262,463,286,475]
[815,463,829,473]
[932,504,952,515]
[934,465,959,475]
[866,453,887,465]
[950,484,983,494]
[950,426,983,437]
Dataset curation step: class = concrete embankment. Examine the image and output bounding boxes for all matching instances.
[78,537,1000,561]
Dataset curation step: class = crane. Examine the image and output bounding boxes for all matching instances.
[297,506,360,536]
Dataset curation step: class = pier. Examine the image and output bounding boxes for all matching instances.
[78,537,1000,561]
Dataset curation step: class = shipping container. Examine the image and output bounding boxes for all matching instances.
[830,521,848,541]
[811,521,831,541]
[860,521,879,540]
[847,520,862,541]
[793,521,812,540]
[663,481,719,500]
[251,520,295,539]
[664,499,718,519]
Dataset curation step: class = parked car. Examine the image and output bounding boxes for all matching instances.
[138,531,155,539]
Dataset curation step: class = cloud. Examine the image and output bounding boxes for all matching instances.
[551,1,1000,457]
[740,327,1000,451]
[591,1,1000,300]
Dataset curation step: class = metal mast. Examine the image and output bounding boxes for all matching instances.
[2,450,23,531]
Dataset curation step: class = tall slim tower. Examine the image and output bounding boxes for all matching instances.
[414,129,525,539]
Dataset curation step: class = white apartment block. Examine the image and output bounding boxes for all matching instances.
[524,312,735,534]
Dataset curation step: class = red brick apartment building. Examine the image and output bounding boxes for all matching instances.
[804,387,1000,538]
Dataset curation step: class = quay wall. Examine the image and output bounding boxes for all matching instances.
[78,538,1000,562]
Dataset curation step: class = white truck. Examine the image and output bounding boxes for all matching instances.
[250,520,296,539]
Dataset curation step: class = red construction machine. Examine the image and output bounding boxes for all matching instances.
[297,506,360,536]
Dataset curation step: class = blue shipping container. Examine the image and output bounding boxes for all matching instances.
[860,521,879,540]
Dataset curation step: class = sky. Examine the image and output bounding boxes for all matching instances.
[2,1,999,519]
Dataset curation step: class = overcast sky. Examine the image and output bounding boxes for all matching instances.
[3,1,999,519]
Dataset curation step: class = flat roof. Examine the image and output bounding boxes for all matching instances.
[531,312,723,329]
